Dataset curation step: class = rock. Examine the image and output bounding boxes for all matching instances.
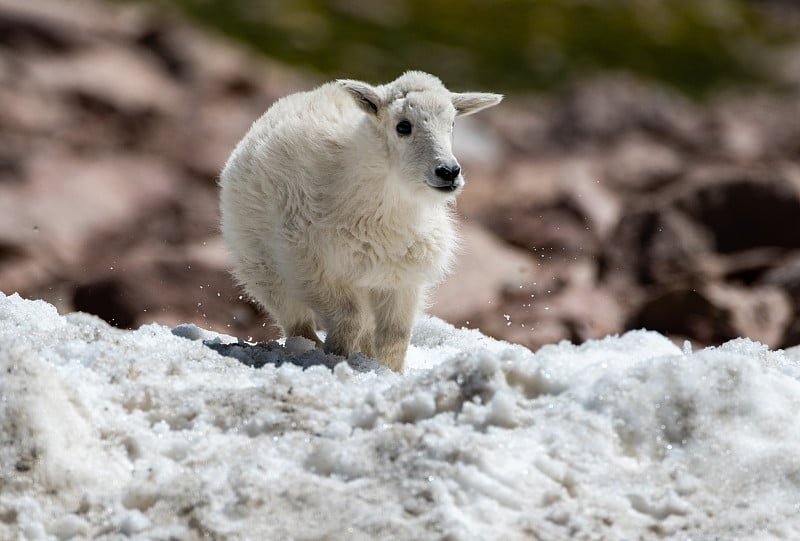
[710,248,787,286]
[628,284,791,347]
[604,136,684,191]
[627,288,735,345]
[760,253,800,300]
[474,158,617,257]
[560,159,622,239]
[480,99,552,155]
[549,76,708,151]
[25,44,183,115]
[484,200,596,257]
[674,169,800,253]
[429,222,537,325]
[705,283,792,347]
[714,94,800,163]
[2,0,800,353]
[459,259,624,351]
[71,240,277,341]
[0,151,180,293]
[606,207,716,288]
[783,321,800,348]
[760,253,800,348]
[0,0,308,338]
[0,1,87,53]
[452,115,505,171]
[457,159,563,219]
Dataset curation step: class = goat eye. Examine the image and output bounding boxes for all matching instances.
[396,120,412,136]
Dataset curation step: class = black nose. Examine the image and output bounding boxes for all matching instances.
[435,164,461,182]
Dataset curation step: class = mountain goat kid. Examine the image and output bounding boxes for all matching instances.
[220,71,502,371]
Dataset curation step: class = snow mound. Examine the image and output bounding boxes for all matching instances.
[1,292,799,540]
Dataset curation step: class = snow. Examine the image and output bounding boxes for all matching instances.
[1,291,800,540]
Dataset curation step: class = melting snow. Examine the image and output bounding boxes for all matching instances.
[1,292,800,540]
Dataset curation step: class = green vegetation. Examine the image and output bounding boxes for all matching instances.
[148,0,792,97]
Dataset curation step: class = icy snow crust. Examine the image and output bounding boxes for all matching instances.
[1,293,800,540]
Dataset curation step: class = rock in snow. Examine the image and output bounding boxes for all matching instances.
[1,292,800,540]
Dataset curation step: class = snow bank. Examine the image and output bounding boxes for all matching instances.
[1,292,799,540]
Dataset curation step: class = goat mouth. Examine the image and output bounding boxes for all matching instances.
[426,179,463,193]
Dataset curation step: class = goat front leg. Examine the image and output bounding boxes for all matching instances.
[370,287,420,372]
[305,283,373,359]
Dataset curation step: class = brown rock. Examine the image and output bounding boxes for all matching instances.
[761,253,800,300]
[714,94,800,162]
[459,159,563,217]
[458,258,623,350]
[628,284,792,347]
[606,207,716,289]
[0,0,311,340]
[3,0,800,354]
[0,151,179,275]
[674,170,800,253]
[559,159,621,239]
[604,136,684,191]
[71,239,277,340]
[783,322,800,349]
[760,253,800,348]
[465,156,622,256]
[484,200,595,256]
[429,222,537,325]
[549,76,708,151]
[626,288,735,345]
[705,283,792,347]
[26,45,183,115]
[481,99,552,156]
[452,115,505,171]
[0,0,89,54]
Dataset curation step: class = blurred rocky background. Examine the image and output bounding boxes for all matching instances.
[1,0,799,350]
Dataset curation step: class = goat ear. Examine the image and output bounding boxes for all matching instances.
[338,79,383,116]
[451,92,503,117]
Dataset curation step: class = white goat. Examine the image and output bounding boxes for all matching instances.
[219,71,502,371]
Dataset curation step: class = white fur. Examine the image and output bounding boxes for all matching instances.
[219,71,502,371]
